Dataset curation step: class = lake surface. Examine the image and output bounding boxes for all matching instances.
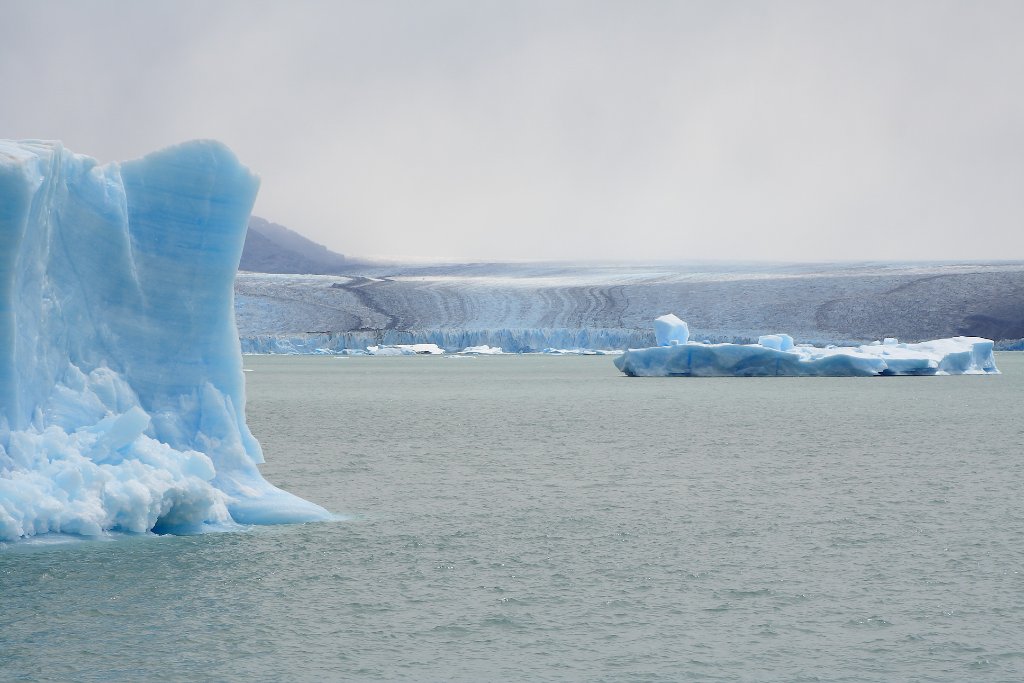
[3,354,1023,682]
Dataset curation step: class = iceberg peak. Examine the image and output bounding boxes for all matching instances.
[654,313,689,346]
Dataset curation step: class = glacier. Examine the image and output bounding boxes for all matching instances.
[0,139,329,543]
[241,327,657,355]
[234,262,1024,352]
[615,316,1000,377]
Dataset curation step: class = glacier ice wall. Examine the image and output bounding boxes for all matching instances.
[0,140,328,542]
[240,327,658,355]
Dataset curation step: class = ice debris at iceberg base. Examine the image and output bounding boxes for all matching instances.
[0,139,331,543]
[614,316,1000,377]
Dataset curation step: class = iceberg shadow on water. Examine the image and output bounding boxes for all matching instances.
[0,139,330,544]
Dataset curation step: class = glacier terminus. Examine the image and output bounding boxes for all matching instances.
[0,140,330,542]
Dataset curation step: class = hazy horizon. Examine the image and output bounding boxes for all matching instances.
[3,0,1022,263]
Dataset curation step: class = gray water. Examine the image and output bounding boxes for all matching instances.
[3,354,1023,682]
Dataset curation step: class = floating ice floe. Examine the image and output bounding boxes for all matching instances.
[460,345,503,355]
[544,348,624,356]
[0,140,331,543]
[241,327,656,355]
[366,343,444,356]
[614,315,1000,377]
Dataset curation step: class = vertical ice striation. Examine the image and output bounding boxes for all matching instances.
[0,140,329,542]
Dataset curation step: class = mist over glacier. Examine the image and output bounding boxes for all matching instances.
[0,140,329,542]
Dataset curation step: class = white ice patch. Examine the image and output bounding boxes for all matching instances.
[460,345,503,355]
[654,313,690,346]
[543,348,624,356]
[366,343,444,355]
[757,334,795,351]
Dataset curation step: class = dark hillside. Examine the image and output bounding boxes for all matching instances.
[240,216,348,274]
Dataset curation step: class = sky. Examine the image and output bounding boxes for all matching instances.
[1,0,1022,263]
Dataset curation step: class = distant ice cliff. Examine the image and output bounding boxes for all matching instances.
[241,327,656,355]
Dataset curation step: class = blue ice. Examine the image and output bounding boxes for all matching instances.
[615,316,1000,377]
[0,140,329,542]
[654,313,689,346]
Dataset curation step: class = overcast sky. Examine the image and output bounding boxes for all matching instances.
[2,0,1022,262]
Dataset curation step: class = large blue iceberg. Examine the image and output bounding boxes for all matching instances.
[0,140,329,542]
[615,315,1000,377]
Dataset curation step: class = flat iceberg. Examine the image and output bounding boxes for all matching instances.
[0,140,329,542]
[366,343,444,355]
[461,345,503,355]
[615,316,1000,377]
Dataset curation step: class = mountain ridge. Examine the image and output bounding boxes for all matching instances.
[234,220,1024,348]
[240,216,349,274]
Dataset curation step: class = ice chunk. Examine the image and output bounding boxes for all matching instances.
[241,327,656,355]
[757,334,795,351]
[542,348,623,355]
[365,346,405,356]
[366,343,444,355]
[615,317,1000,377]
[654,313,689,346]
[461,345,503,355]
[0,139,329,542]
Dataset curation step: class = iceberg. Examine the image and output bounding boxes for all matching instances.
[460,345,503,355]
[654,313,689,346]
[615,316,1000,377]
[0,140,329,542]
[757,333,795,351]
[366,343,444,355]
